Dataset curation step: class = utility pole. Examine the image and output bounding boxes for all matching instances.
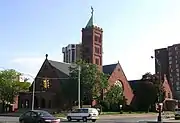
[78,65,81,109]
[151,56,162,122]
[32,80,35,110]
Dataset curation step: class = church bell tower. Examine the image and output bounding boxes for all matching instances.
[81,7,103,71]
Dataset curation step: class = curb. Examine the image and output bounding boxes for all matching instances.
[100,114,157,117]
[163,115,174,119]
[0,115,20,117]
[57,117,67,120]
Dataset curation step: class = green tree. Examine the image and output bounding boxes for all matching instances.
[104,84,123,105]
[134,80,157,111]
[142,72,165,102]
[0,69,31,105]
[0,69,18,103]
[14,81,31,92]
[60,79,78,109]
[68,60,109,105]
[103,84,124,111]
[140,72,165,112]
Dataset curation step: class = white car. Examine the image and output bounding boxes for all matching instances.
[67,108,99,122]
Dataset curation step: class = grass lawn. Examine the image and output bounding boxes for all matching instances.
[101,111,157,115]
[53,111,158,117]
[54,113,67,117]
[50,111,175,117]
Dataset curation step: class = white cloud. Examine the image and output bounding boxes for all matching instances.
[12,57,44,64]
[11,57,44,80]
[10,53,63,82]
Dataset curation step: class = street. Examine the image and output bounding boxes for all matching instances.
[0,116,179,123]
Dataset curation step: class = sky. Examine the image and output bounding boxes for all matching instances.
[1,0,180,81]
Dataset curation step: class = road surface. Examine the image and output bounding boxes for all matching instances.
[0,116,179,123]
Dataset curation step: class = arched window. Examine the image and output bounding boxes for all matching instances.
[168,92,171,98]
[114,80,123,90]
[48,100,51,108]
[41,98,46,108]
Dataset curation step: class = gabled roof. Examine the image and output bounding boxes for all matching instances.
[103,63,117,75]
[45,53,124,78]
[48,60,70,75]
[48,60,119,76]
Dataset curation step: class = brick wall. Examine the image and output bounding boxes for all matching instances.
[163,75,173,99]
[108,63,134,105]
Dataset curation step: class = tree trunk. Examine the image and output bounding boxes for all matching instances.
[2,101,5,113]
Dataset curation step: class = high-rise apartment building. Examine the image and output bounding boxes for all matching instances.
[155,48,169,80]
[62,44,81,63]
[155,43,180,99]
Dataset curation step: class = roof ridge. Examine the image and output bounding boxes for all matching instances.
[48,60,70,76]
[48,60,70,65]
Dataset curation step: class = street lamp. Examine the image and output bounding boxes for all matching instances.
[151,56,162,122]
[78,65,81,109]
[32,80,35,110]
[71,64,81,109]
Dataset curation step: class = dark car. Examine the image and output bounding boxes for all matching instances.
[19,110,60,123]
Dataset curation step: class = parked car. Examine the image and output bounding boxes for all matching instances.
[67,108,99,122]
[19,110,60,123]
[175,108,180,120]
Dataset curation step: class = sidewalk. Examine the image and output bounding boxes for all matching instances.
[99,113,174,119]
[0,113,21,117]
[99,113,157,119]
[139,118,180,123]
